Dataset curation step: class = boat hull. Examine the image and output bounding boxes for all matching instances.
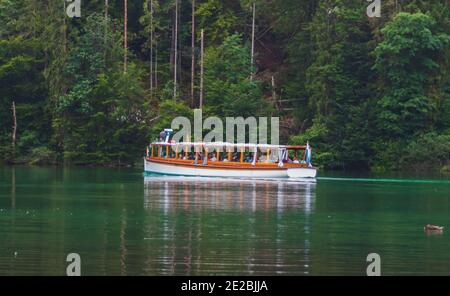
[287,167,317,178]
[144,159,316,179]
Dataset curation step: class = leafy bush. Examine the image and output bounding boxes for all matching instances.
[29,146,56,165]
[372,133,450,171]
[371,140,406,171]
[290,120,338,169]
[400,133,450,171]
[17,130,41,154]
[0,145,12,161]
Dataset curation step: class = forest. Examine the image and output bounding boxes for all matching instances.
[0,0,449,171]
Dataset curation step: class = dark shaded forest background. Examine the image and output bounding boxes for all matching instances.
[0,0,449,171]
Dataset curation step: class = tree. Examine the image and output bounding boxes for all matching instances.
[54,14,149,165]
[196,0,241,45]
[203,34,265,118]
[374,12,450,137]
[0,0,50,161]
[292,0,374,169]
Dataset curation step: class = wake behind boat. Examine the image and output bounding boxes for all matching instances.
[144,133,317,179]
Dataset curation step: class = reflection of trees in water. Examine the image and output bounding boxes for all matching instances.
[120,209,127,276]
[1,169,316,275]
[144,177,316,212]
[142,177,316,275]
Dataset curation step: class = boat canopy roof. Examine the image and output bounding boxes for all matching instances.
[151,141,307,150]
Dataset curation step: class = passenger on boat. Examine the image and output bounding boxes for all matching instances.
[222,158,229,163]
[293,157,300,164]
[210,154,217,162]
[159,131,165,142]
[245,154,253,163]
[232,153,239,162]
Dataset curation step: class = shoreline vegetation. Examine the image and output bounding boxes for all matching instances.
[1,1,449,172]
[1,158,450,174]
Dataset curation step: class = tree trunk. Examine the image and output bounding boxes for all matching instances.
[191,0,196,107]
[12,101,17,160]
[155,38,158,90]
[271,76,276,103]
[199,29,204,109]
[150,0,154,98]
[104,0,109,61]
[173,0,178,99]
[63,0,67,54]
[124,0,128,73]
[105,0,109,21]
[11,166,16,208]
[250,2,256,81]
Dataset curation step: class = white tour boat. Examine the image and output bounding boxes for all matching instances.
[144,135,317,179]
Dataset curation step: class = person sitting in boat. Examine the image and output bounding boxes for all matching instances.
[259,155,266,162]
[232,153,239,162]
[159,131,165,142]
[222,157,229,162]
[245,154,253,163]
[293,156,300,164]
[210,154,217,162]
[267,156,276,163]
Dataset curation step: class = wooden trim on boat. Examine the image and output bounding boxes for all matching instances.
[146,157,311,171]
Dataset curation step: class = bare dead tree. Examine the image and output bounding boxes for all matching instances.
[104,0,109,60]
[271,76,276,103]
[124,0,128,73]
[155,38,158,90]
[150,0,154,98]
[191,0,196,107]
[63,0,67,54]
[250,2,256,81]
[199,29,204,109]
[173,0,179,99]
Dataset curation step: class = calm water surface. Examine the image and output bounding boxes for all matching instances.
[0,166,449,275]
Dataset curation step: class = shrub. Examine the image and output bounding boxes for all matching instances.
[29,146,56,165]
[400,133,450,171]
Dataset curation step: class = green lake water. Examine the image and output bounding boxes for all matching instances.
[0,166,449,276]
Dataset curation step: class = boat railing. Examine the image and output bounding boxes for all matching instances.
[146,141,312,167]
[149,141,306,150]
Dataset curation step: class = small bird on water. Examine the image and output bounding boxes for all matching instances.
[424,224,444,232]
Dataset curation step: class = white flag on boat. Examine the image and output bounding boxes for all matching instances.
[306,142,312,167]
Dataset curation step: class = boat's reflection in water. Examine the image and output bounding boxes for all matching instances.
[143,175,316,275]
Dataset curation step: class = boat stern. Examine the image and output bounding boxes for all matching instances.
[287,167,317,178]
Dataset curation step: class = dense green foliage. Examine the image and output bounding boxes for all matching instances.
[0,0,449,170]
